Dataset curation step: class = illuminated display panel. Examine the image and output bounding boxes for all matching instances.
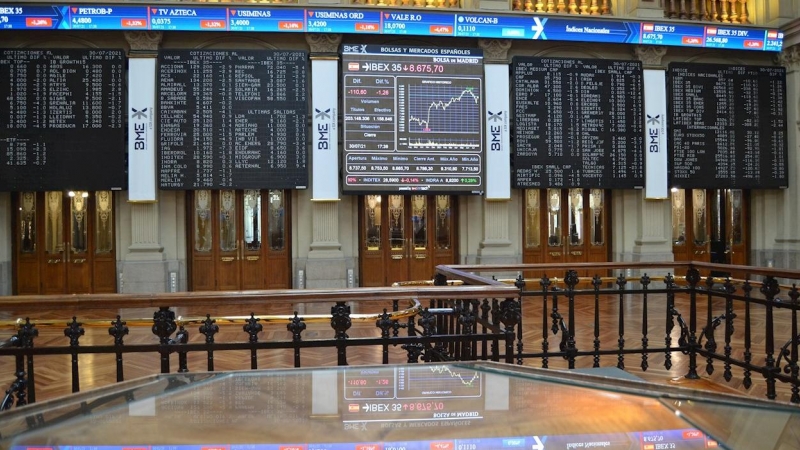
[511,56,644,189]
[341,44,484,194]
[0,48,126,191]
[667,62,788,189]
[157,49,309,190]
[0,5,785,52]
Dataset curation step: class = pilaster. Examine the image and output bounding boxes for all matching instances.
[120,31,169,293]
[0,192,10,295]
[627,0,666,19]
[632,46,667,69]
[304,34,347,288]
[616,48,674,277]
[762,43,800,269]
[475,40,517,269]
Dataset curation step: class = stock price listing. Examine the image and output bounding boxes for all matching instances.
[157,49,308,190]
[668,62,787,189]
[0,48,126,191]
[342,45,484,194]
[511,56,645,189]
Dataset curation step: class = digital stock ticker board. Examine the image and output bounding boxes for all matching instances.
[667,62,788,189]
[158,49,309,190]
[511,56,645,189]
[341,45,484,194]
[0,48,126,191]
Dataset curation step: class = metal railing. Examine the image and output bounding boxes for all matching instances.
[3,261,800,409]
[0,285,519,410]
[435,261,800,404]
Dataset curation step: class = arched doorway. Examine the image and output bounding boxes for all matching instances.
[359,194,458,287]
[13,191,116,295]
[187,189,291,291]
[522,188,610,279]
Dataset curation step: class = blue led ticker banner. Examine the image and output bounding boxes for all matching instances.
[0,4,784,51]
[9,428,720,450]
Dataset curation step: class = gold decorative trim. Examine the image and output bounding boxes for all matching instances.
[127,200,159,204]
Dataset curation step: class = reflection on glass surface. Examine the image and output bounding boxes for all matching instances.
[95,191,113,254]
[268,190,285,251]
[220,190,237,252]
[194,190,212,253]
[693,189,708,246]
[412,195,427,250]
[711,190,723,242]
[70,191,88,255]
[389,195,404,251]
[435,195,451,250]
[547,189,561,247]
[45,191,62,255]
[568,189,583,246]
[665,395,800,449]
[244,190,261,251]
[19,192,36,253]
[589,189,603,246]
[3,363,797,449]
[672,189,686,245]
[365,195,381,251]
[729,190,743,245]
[524,190,540,249]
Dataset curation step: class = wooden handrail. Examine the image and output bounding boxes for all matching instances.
[0,285,519,313]
[438,261,800,281]
[0,299,427,331]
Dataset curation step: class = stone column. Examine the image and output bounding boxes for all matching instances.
[120,31,170,293]
[304,34,348,289]
[614,46,673,276]
[768,41,800,269]
[628,0,665,19]
[0,192,10,295]
[475,39,517,273]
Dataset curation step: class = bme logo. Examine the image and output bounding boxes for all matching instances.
[131,107,150,151]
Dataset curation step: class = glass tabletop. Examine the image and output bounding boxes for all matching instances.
[1,362,797,449]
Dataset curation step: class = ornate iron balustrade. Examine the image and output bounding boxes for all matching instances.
[0,285,519,410]
[435,261,800,404]
[3,261,800,409]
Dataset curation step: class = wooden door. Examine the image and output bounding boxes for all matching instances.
[672,189,748,278]
[671,189,711,266]
[522,188,609,282]
[359,195,457,287]
[709,189,748,279]
[14,191,116,295]
[725,190,747,268]
[189,190,290,291]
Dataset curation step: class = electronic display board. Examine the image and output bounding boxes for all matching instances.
[512,56,644,189]
[0,48,126,191]
[341,44,484,194]
[0,5,785,52]
[667,63,788,189]
[158,49,309,190]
